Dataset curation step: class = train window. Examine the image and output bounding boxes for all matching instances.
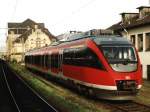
[48,55,51,68]
[42,55,45,67]
[51,54,54,68]
[55,53,59,68]
[47,53,60,69]
[39,55,42,66]
[38,55,40,65]
[32,56,34,64]
[63,49,74,65]
[29,56,31,64]
[35,55,38,65]
[45,55,48,67]
[63,47,105,70]
[35,56,37,65]
[52,54,54,68]
[31,56,33,64]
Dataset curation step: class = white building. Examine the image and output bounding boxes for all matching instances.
[6,19,57,62]
[108,6,150,80]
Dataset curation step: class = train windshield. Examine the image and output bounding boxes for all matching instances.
[101,46,137,72]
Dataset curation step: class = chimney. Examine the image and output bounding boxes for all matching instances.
[137,6,150,19]
[120,13,139,24]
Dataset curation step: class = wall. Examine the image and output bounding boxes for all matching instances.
[121,25,150,79]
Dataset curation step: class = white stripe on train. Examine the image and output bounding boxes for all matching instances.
[27,64,142,91]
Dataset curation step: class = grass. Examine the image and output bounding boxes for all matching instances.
[9,63,110,112]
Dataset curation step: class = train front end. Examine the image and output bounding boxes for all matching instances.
[92,36,142,100]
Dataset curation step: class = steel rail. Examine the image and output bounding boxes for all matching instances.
[108,101,150,112]
[11,66,58,112]
[1,65,21,112]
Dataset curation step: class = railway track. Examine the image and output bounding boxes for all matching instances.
[27,69,150,112]
[0,60,58,112]
[0,61,19,112]
[108,101,150,112]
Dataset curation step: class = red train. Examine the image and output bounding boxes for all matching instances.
[25,31,142,100]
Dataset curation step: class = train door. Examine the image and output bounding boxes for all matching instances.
[58,50,63,75]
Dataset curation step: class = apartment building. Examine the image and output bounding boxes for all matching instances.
[108,6,150,80]
[6,19,56,62]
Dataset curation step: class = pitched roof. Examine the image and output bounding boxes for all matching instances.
[9,19,57,42]
[8,19,44,29]
[14,28,56,43]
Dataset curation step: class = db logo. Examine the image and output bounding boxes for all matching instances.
[125,76,131,80]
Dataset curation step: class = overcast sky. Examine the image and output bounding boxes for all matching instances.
[0,0,149,48]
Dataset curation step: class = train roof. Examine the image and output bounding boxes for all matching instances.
[92,36,132,45]
[58,30,132,46]
[25,31,132,55]
[59,34,132,46]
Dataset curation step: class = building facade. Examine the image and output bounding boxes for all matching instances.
[6,19,56,62]
[0,47,6,60]
[108,6,150,80]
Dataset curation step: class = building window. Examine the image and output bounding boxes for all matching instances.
[146,33,150,51]
[138,34,143,52]
[36,38,41,48]
[130,35,136,46]
[147,65,150,80]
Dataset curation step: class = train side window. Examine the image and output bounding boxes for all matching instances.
[45,55,48,67]
[51,54,52,68]
[29,56,31,64]
[40,55,42,66]
[29,56,30,64]
[55,53,59,68]
[48,55,51,68]
[63,47,105,70]
[42,55,43,66]
[63,49,75,65]
[37,55,39,65]
[42,55,44,66]
[36,55,37,65]
[35,55,38,65]
[51,54,54,68]
[32,56,34,64]
[38,55,40,65]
